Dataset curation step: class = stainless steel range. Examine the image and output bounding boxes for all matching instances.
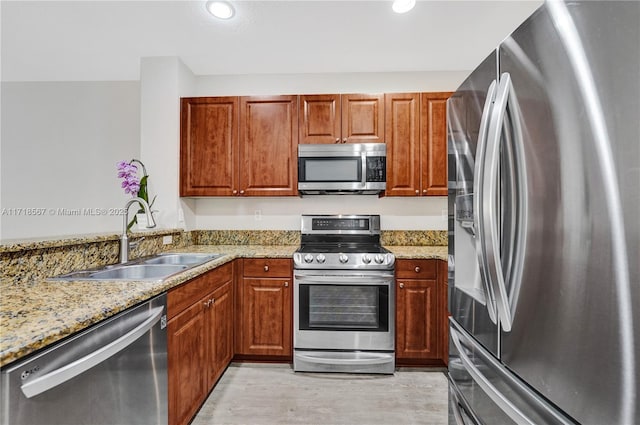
[293,214,395,374]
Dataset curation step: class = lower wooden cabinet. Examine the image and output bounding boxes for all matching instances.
[167,263,234,425]
[236,259,292,359]
[395,259,447,365]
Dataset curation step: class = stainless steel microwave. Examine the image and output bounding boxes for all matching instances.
[297,143,386,195]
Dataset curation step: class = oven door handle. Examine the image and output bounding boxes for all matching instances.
[294,274,394,284]
[296,353,394,366]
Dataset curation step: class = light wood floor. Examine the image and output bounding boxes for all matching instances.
[192,363,449,425]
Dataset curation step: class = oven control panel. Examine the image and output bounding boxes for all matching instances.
[293,252,395,270]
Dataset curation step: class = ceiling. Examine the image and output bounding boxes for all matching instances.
[1,0,543,82]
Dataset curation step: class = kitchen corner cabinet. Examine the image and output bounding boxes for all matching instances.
[167,263,233,425]
[180,95,298,197]
[395,259,447,365]
[299,93,384,144]
[385,92,452,196]
[236,258,292,359]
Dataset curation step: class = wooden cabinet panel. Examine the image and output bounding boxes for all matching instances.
[385,93,421,196]
[341,94,385,144]
[396,278,439,360]
[239,96,298,196]
[440,260,449,366]
[395,258,447,366]
[168,302,206,425]
[421,92,450,196]
[180,97,238,196]
[168,263,233,319]
[396,259,437,279]
[206,280,233,389]
[299,94,340,144]
[239,278,292,356]
[242,258,291,278]
[168,264,234,425]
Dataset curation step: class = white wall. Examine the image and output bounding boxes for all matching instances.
[0,81,140,240]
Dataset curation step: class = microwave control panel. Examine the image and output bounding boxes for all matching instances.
[366,157,386,182]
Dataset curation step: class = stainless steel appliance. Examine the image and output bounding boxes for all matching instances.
[297,143,386,195]
[447,1,639,424]
[1,293,168,425]
[293,214,395,373]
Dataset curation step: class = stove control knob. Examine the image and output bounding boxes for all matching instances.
[316,254,326,264]
[304,254,314,263]
[339,254,349,263]
[374,254,385,264]
[362,254,372,264]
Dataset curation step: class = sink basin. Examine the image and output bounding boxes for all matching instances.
[87,264,188,280]
[50,252,223,282]
[141,253,222,265]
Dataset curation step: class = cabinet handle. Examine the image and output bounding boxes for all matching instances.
[264,265,269,272]
[335,138,340,143]
[415,266,421,273]
[284,282,289,287]
[415,190,419,194]
[422,189,427,194]
[232,190,238,195]
[211,298,215,305]
[240,190,245,195]
[399,283,405,289]
[204,299,212,307]
[342,138,348,143]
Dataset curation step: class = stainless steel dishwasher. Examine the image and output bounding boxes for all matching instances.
[1,293,167,425]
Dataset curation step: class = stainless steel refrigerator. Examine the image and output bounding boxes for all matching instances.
[447,1,639,423]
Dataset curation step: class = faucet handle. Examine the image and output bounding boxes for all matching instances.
[130,237,145,250]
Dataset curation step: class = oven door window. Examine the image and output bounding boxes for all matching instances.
[298,157,362,182]
[298,284,389,331]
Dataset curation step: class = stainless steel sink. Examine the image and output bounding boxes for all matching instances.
[141,253,222,265]
[50,252,223,282]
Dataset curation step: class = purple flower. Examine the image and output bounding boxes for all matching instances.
[117,160,141,196]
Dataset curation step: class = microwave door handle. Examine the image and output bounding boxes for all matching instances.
[361,151,367,188]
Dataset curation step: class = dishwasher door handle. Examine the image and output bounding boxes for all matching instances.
[21,306,164,399]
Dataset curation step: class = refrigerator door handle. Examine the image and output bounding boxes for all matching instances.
[450,325,536,425]
[483,72,526,332]
[473,79,498,324]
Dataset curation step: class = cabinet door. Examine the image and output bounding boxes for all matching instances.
[341,94,385,144]
[208,280,233,388]
[385,93,421,196]
[396,278,439,361]
[299,94,341,144]
[240,278,292,357]
[421,92,451,196]
[168,302,206,425]
[239,96,298,196]
[180,97,239,196]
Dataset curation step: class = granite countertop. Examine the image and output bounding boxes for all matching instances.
[0,244,446,368]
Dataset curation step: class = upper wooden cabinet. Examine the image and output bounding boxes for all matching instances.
[299,94,384,144]
[385,92,452,196]
[180,96,297,197]
[180,97,239,196]
[239,96,298,196]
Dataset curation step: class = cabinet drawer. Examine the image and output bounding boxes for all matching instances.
[243,259,291,278]
[168,262,233,319]
[396,259,437,279]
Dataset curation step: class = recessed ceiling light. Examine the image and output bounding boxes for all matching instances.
[207,1,234,20]
[392,0,416,14]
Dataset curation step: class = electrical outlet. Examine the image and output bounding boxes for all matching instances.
[254,210,262,221]
[162,235,173,245]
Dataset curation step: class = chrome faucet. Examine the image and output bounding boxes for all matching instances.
[120,197,156,263]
